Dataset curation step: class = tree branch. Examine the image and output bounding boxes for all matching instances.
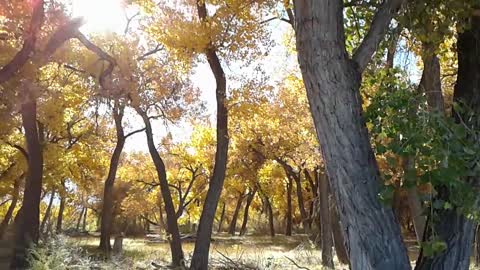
[352,0,405,73]
[0,0,44,83]
[124,127,146,139]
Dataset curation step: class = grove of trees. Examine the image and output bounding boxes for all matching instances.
[1,0,480,270]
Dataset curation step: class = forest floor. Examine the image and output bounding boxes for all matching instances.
[67,233,348,269]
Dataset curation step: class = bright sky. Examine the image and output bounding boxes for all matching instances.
[71,0,127,33]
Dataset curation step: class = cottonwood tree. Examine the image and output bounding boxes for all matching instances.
[289,0,411,269]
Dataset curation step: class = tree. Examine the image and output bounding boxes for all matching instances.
[291,0,411,269]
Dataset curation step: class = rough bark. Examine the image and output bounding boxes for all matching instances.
[331,201,350,266]
[190,2,229,269]
[228,192,244,236]
[40,190,55,235]
[319,173,334,268]
[0,177,21,239]
[293,0,410,269]
[285,177,293,236]
[415,12,480,270]
[476,225,480,266]
[99,102,126,254]
[11,91,44,269]
[137,109,184,266]
[239,188,257,236]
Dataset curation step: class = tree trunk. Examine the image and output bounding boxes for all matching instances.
[217,202,226,233]
[137,109,184,267]
[285,177,293,236]
[56,182,66,234]
[331,201,350,266]
[0,177,21,239]
[190,3,229,269]
[415,12,480,270]
[99,102,126,254]
[76,207,85,232]
[228,192,244,236]
[11,92,44,269]
[265,196,275,237]
[40,189,55,235]
[476,225,480,266]
[239,188,257,236]
[319,173,334,269]
[293,1,410,269]
[403,157,426,244]
[82,208,87,232]
[294,176,309,232]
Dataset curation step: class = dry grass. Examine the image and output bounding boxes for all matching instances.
[66,233,348,269]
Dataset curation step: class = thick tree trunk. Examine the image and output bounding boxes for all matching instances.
[190,3,229,269]
[0,177,21,239]
[293,1,410,269]
[239,188,257,236]
[228,192,244,235]
[217,202,226,233]
[285,177,293,236]
[99,103,126,254]
[331,201,350,266]
[415,12,480,270]
[40,190,55,235]
[11,92,44,269]
[137,110,184,267]
[319,173,334,268]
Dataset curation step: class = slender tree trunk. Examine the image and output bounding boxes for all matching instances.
[285,178,293,236]
[217,202,225,233]
[415,12,480,270]
[240,188,257,236]
[294,178,309,232]
[331,201,350,266]
[190,3,229,269]
[293,1,410,269]
[76,207,85,232]
[265,196,275,237]
[55,180,66,234]
[82,208,87,232]
[403,157,426,244]
[228,192,244,236]
[137,109,184,267]
[319,173,334,268]
[11,92,44,269]
[99,101,126,255]
[40,190,55,235]
[0,177,21,239]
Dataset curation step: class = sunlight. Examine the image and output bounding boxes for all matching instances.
[71,0,126,33]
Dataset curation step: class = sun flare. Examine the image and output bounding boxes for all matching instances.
[71,0,126,33]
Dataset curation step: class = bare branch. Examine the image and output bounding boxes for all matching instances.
[124,127,146,139]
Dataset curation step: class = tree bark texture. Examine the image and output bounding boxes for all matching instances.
[293,0,410,269]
